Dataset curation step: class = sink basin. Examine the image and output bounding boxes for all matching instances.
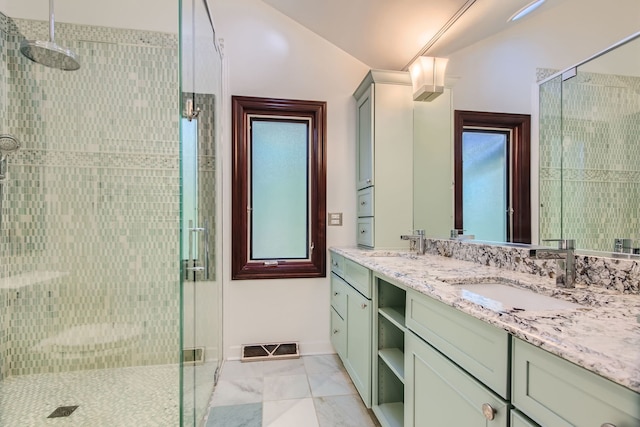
[454,283,580,312]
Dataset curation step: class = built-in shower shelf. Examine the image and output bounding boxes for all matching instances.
[0,271,68,290]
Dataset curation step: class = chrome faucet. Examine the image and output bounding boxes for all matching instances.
[401,229,426,255]
[529,239,576,288]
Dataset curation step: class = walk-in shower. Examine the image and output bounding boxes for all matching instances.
[0,0,223,425]
[19,0,80,70]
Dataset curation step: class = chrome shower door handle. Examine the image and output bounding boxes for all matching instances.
[186,219,210,280]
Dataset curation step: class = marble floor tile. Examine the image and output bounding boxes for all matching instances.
[314,395,377,427]
[209,377,263,407]
[219,360,264,380]
[303,354,344,374]
[262,398,319,427]
[263,374,311,401]
[308,370,357,397]
[261,358,307,377]
[205,403,262,427]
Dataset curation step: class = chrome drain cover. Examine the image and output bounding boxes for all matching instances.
[47,406,79,418]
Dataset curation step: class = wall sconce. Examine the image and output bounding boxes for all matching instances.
[408,56,449,102]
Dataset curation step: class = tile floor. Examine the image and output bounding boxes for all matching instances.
[203,354,380,427]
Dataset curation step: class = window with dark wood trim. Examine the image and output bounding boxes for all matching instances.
[231,96,327,280]
[454,110,531,244]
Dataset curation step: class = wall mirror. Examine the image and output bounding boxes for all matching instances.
[539,32,640,256]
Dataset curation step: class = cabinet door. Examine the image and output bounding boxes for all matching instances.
[330,308,347,360]
[356,85,374,190]
[512,338,640,427]
[405,332,508,427]
[345,286,372,407]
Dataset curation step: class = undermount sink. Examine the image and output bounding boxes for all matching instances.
[453,282,581,312]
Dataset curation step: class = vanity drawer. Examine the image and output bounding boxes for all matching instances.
[512,338,640,427]
[330,273,349,318]
[344,258,372,299]
[357,217,374,248]
[357,187,374,217]
[330,252,345,278]
[406,289,510,399]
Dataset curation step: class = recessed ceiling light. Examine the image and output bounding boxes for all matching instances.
[508,0,546,22]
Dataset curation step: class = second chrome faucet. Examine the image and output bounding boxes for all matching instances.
[400,229,426,255]
[529,239,576,288]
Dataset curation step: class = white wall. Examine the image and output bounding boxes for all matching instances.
[447,0,640,114]
[212,0,368,358]
[3,0,177,33]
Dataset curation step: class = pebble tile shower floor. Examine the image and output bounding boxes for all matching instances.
[0,364,183,426]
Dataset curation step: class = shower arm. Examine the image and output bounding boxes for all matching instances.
[48,0,56,43]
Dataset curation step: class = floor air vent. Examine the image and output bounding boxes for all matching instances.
[47,406,79,418]
[183,347,205,365]
[241,342,299,362]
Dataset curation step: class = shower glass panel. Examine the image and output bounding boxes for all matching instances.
[180,0,224,425]
[539,33,640,253]
[0,3,183,426]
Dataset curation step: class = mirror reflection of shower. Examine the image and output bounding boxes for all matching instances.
[0,134,21,226]
[19,0,80,71]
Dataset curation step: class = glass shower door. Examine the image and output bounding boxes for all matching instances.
[179,0,223,425]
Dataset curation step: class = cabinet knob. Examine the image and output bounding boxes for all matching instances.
[601,424,616,427]
[366,178,372,183]
[481,403,496,421]
[333,292,339,296]
[360,229,367,234]
[332,329,339,334]
[360,201,366,205]
[361,303,367,309]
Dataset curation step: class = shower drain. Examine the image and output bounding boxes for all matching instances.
[47,406,79,418]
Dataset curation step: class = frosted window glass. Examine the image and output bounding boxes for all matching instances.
[462,131,507,242]
[251,119,309,259]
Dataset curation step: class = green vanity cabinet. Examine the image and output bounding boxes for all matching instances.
[405,289,510,399]
[512,338,640,427]
[511,410,540,427]
[405,332,509,427]
[330,253,373,407]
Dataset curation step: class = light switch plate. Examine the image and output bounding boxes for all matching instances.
[328,212,343,226]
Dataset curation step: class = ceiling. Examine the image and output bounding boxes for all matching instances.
[260,0,564,70]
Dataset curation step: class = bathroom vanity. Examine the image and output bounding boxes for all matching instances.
[329,244,640,427]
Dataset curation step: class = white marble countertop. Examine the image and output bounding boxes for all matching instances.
[330,247,640,394]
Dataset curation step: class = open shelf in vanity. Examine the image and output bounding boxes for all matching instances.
[373,276,406,427]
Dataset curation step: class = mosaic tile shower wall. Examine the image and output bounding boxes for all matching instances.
[539,70,640,252]
[0,13,181,380]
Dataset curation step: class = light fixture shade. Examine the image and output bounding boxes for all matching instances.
[409,56,449,102]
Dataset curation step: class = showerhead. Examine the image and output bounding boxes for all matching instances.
[20,0,80,71]
[20,40,80,71]
[0,135,19,182]
[0,134,20,153]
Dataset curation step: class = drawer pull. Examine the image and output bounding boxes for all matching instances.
[361,303,368,309]
[481,403,496,421]
[601,424,616,427]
